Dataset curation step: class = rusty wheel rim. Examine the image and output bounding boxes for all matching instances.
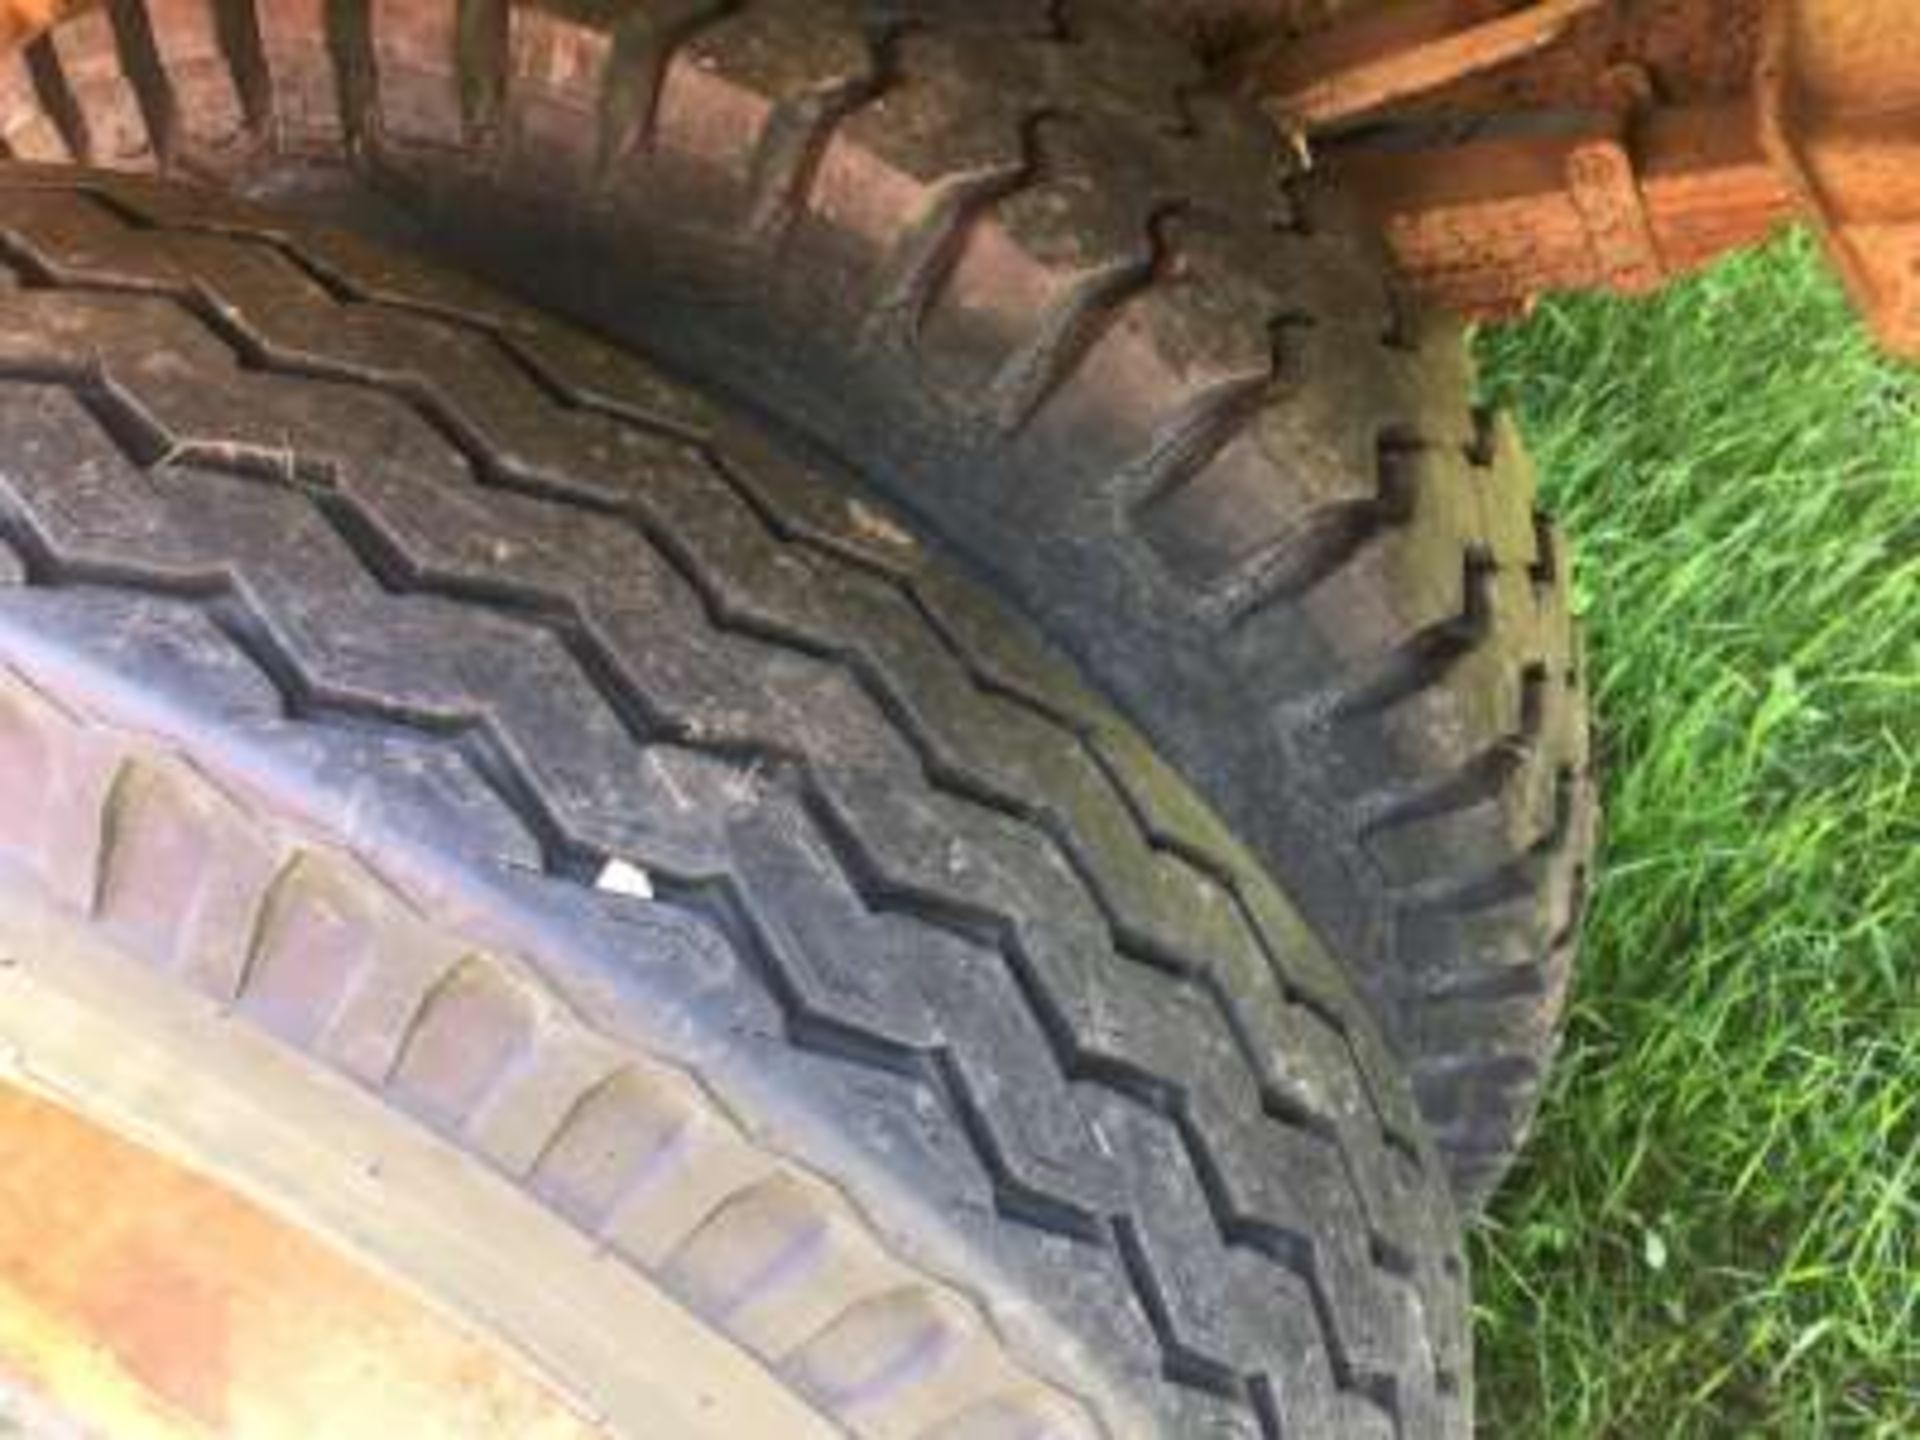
[0,1081,605,1439]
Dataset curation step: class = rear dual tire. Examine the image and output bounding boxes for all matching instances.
[0,0,1596,1207]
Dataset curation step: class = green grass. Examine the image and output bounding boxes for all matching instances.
[1470,230,1920,1437]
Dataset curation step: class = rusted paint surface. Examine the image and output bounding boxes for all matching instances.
[1563,135,1666,293]
[1170,0,1918,353]
[1362,0,1766,116]
[1,1281,199,1440]
[1248,0,1920,356]
[0,0,63,52]
[1244,0,1605,128]
[1337,103,1795,314]
[0,1082,603,1439]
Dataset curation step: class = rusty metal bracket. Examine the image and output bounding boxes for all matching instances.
[1565,138,1665,293]
[1565,62,1664,294]
[1245,0,1609,129]
[1238,0,1920,358]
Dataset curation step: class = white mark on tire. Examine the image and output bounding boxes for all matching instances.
[596,857,655,900]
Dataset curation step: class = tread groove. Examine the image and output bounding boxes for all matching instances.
[1354,666,1548,837]
[1110,1214,1247,1404]
[104,0,179,166]
[1125,314,1311,514]
[1397,767,1577,915]
[593,0,738,183]
[1312,551,1497,727]
[984,204,1174,434]
[860,141,1039,356]
[322,0,377,156]
[1214,427,1423,631]
[22,38,88,164]
[454,0,508,143]
[209,0,273,134]
[743,39,890,247]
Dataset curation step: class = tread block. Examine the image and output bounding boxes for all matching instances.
[786,1287,1007,1440]
[600,1087,781,1271]
[387,954,538,1128]
[464,1024,624,1177]
[139,0,250,160]
[661,1172,898,1359]
[252,0,343,152]
[368,0,464,147]
[95,757,279,995]
[42,10,152,168]
[0,668,120,911]
[528,1066,697,1228]
[239,852,388,1047]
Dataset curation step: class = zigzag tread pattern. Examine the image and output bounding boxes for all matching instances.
[0,661,1104,1440]
[0,0,1595,1209]
[0,174,1469,1438]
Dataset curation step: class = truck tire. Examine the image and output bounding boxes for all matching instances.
[0,166,1471,1439]
[0,0,1592,1207]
